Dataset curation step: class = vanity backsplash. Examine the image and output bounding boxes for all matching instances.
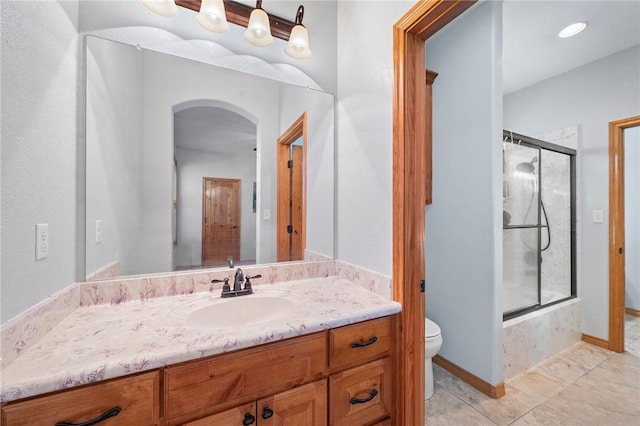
[1,259,392,368]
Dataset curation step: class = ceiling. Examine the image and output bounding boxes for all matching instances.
[503,0,640,94]
[174,106,256,154]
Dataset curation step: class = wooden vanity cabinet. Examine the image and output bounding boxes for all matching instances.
[0,371,160,426]
[184,380,327,426]
[164,332,327,425]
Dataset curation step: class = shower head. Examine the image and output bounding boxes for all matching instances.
[516,156,537,173]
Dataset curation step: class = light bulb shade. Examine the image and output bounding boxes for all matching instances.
[244,8,274,46]
[139,0,178,16]
[285,24,311,59]
[196,0,229,33]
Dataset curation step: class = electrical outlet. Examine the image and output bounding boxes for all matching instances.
[95,219,103,244]
[35,223,49,260]
[263,209,271,221]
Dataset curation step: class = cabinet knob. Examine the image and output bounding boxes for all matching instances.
[243,412,256,425]
[262,407,274,419]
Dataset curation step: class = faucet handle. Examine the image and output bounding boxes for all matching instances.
[212,277,231,294]
[243,274,262,291]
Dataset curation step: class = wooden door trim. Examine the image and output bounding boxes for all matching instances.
[609,115,640,353]
[276,112,307,262]
[392,1,476,424]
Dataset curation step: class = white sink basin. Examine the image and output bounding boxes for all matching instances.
[186,296,295,329]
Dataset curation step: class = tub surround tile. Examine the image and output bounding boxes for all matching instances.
[0,276,400,403]
[503,299,582,379]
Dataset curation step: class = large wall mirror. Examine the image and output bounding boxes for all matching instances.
[85,35,335,281]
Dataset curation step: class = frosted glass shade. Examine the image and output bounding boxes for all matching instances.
[139,0,178,16]
[285,25,311,59]
[196,0,229,33]
[244,8,274,46]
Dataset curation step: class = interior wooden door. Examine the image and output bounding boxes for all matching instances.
[202,177,240,266]
[290,145,304,261]
[277,113,307,262]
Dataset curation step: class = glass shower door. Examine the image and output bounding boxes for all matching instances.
[503,142,541,315]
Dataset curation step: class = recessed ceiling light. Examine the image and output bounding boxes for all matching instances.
[558,22,587,38]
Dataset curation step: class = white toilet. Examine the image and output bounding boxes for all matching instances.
[425,317,443,399]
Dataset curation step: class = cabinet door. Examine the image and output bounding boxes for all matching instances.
[1,371,159,426]
[257,380,327,426]
[182,402,256,426]
[329,358,392,426]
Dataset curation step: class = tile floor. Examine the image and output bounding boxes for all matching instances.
[425,314,640,425]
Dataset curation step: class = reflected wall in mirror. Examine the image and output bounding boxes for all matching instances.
[85,35,335,281]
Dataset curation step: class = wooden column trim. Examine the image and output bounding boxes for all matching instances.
[425,70,438,204]
[392,1,475,424]
[608,115,640,353]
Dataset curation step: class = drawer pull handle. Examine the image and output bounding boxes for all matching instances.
[351,336,378,348]
[350,389,378,405]
[54,407,121,426]
[262,407,274,419]
[243,412,256,425]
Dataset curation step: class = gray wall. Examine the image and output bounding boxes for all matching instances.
[625,127,640,311]
[1,1,79,322]
[504,45,640,340]
[425,1,504,385]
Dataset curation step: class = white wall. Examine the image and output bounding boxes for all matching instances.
[504,45,640,340]
[425,2,504,385]
[1,0,79,323]
[174,147,257,267]
[336,1,413,275]
[85,36,144,277]
[625,126,640,311]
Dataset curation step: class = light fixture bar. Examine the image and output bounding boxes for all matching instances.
[176,0,295,40]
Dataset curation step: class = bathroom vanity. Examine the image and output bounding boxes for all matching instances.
[0,276,400,426]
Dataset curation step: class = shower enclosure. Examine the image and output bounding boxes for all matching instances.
[502,131,576,320]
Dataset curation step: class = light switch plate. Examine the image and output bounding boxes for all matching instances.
[263,209,271,221]
[592,209,604,223]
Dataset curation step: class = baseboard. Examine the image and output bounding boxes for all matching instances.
[582,333,609,349]
[625,307,640,317]
[433,355,506,399]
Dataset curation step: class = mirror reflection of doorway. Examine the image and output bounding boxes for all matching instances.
[202,177,241,266]
[173,104,257,270]
[277,113,307,262]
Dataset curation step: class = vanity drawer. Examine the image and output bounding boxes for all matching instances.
[164,332,327,425]
[0,371,159,426]
[329,316,392,372]
[329,357,392,426]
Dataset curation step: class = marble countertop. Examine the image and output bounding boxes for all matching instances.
[0,276,401,403]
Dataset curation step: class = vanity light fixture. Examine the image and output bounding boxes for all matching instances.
[244,0,274,46]
[285,5,311,59]
[558,22,587,38]
[141,0,311,59]
[196,0,229,33]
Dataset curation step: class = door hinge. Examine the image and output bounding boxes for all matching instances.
[287,225,293,234]
[420,279,425,293]
[287,160,293,168]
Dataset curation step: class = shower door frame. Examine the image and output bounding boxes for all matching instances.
[502,131,577,321]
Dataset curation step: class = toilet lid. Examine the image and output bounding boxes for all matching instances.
[425,318,441,338]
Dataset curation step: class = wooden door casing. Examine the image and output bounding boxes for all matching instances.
[202,177,240,266]
[290,145,304,261]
